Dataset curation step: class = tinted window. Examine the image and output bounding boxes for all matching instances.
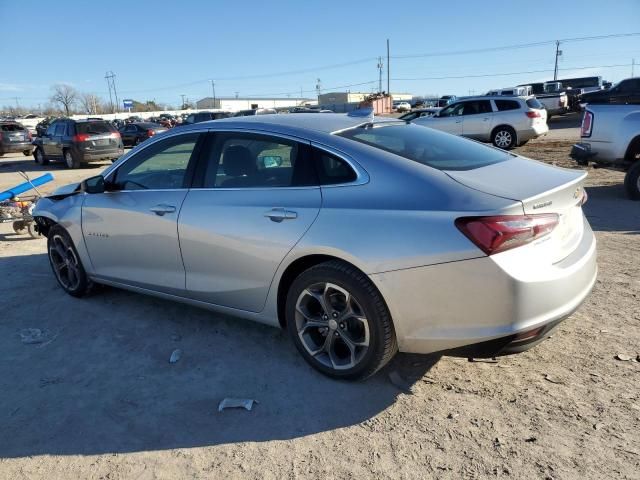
[45,124,57,136]
[337,123,508,171]
[114,133,200,190]
[438,103,464,117]
[54,123,67,136]
[462,100,492,115]
[314,149,357,185]
[526,98,544,109]
[0,123,25,132]
[76,121,116,135]
[494,100,520,111]
[203,133,311,188]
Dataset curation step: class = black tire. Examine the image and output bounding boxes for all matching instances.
[63,149,80,169]
[285,260,397,380]
[47,225,92,297]
[23,149,32,156]
[624,161,640,201]
[518,140,529,147]
[34,147,49,165]
[134,137,141,146]
[492,126,517,150]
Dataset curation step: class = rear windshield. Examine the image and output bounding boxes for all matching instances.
[337,123,508,171]
[138,122,162,129]
[0,123,25,132]
[526,98,544,109]
[75,121,116,135]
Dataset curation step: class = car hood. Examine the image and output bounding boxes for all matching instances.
[48,182,81,198]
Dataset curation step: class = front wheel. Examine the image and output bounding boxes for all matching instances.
[492,126,517,150]
[23,149,32,156]
[286,261,397,380]
[624,161,640,201]
[47,225,92,297]
[34,147,49,165]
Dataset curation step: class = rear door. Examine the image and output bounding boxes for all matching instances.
[461,100,494,140]
[178,131,321,312]
[82,132,203,293]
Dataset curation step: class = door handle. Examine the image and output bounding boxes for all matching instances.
[150,204,176,216]
[264,208,297,222]
[455,119,462,123]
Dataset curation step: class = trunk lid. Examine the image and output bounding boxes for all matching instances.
[445,156,587,263]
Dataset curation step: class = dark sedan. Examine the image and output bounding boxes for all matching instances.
[119,122,167,147]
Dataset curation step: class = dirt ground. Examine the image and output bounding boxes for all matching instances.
[1,116,638,479]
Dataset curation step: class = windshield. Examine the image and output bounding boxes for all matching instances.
[337,123,509,171]
[76,121,116,135]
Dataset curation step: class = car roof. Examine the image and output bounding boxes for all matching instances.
[204,112,403,134]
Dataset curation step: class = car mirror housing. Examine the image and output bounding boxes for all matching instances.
[81,175,105,194]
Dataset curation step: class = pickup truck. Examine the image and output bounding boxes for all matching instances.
[522,82,569,118]
[570,104,640,199]
[580,77,640,107]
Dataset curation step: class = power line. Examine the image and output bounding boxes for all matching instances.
[391,63,633,81]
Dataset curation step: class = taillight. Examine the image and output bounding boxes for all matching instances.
[581,111,593,137]
[147,129,155,137]
[26,131,32,140]
[110,132,121,139]
[525,111,541,118]
[455,214,559,255]
[73,133,90,142]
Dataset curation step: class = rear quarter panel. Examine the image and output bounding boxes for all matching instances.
[586,105,640,161]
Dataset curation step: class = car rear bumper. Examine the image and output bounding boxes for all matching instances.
[519,124,549,142]
[1,141,33,153]
[75,147,124,162]
[370,217,597,356]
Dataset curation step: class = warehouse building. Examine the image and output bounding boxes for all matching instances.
[318,91,412,104]
[196,96,316,112]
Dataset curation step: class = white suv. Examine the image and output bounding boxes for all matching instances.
[413,96,548,149]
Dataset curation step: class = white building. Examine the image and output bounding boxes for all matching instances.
[196,96,316,112]
[318,92,413,105]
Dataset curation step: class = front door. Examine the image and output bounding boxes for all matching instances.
[82,132,202,294]
[461,100,494,140]
[43,122,65,159]
[178,131,322,312]
[430,103,464,135]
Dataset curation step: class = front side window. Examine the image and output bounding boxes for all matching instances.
[337,123,508,171]
[203,133,314,188]
[438,103,464,117]
[113,133,200,190]
[54,123,67,136]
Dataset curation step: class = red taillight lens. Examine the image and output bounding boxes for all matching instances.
[526,111,541,118]
[73,133,90,142]
[110,131,121,139]
[455,214,559,255]
[147,129,155,137]
[27,131,32,140]
[581,111,593,137]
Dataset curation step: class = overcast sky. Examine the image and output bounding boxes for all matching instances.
[1,0,639,108]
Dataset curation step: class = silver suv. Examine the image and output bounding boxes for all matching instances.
[413,96,548,149]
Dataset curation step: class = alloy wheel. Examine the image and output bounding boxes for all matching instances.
[295,282,370,370]
[48,233,81,291]
[36,149,43,164]
[64,151,74,168]
[495,130,512,148]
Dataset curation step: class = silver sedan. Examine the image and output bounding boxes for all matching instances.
[33,113,597,380]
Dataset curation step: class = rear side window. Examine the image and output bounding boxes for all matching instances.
[526,98,544,109]
[462,100,492,115]
[494,100,520,111]
[76,121,116,135]
[337,123,508,171]
[314,149,357,185]
[0,123,24,132]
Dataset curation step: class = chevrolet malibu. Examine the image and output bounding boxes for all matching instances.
[33,113,597,380]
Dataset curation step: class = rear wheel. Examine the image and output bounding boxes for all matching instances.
[286,261,397,380]
[34,147,49,165]
[47,225,91,297]
[492,126,517,150]
[63,149,80,169]
[624,161,640,201]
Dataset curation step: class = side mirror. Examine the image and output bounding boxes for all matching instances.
[259,155,283,168]
[81,175,105,194]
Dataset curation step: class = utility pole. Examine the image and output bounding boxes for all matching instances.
[180,94,186,109]
[386,39,390,96]
[632,58,636,77]
[315,78,322,98]
[553,41,562,81]
[377,56,383,94]
[210,80,216,108]
[105,71,119,113]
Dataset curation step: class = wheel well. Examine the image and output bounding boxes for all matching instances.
[624,135,640,163]
[33,216,57,238]
[276,254,360,328]
[491,124,516,138]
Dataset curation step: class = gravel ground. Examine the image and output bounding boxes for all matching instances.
[1,121,638,479]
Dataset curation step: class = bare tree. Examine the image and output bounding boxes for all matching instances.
[50,84,78,116]
[79,93,103,114]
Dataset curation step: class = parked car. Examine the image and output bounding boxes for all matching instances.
[119,122,167,147]
[393,101,411,112]
[437,95,457,107]
[488,86,533,97]
[571,104,640,199]
[398,108,441,121]
[0,121,33,156]
[33,113,596,380]
[579,77,640,107]
[413,96,548,149]
[32,119,124,168]
[182,111,232,125]
[233,108,277,117]
[514,83,568,118]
